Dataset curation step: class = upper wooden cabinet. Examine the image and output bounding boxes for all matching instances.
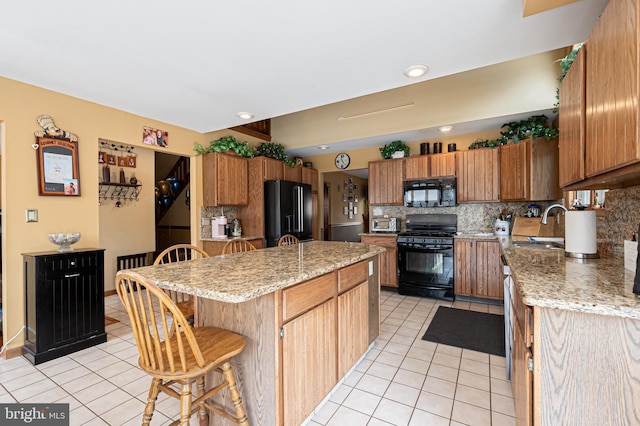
[255,156,285,181]
[499,138,561,201]
[585,0,639,178]
[368,159,404,205]
[559,47,587,187]
[202,152,248,206]
[301,167,318,192]
[456,148,500,202]
[283,164,301,182]
[404,155,430,180]
[430,152,456,177]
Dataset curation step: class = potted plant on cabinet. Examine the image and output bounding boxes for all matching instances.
[500,115,558,144]
[379,140,410,159]
[252,141,296,167]
[193,135,254,157]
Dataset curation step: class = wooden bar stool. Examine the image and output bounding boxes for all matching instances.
[222,239,257,254]
[153,244,209,326]
[277,234,300,247]
[115,271,249,426]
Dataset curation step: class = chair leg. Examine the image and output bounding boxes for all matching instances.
[196,376,209,426]
[220,361,249,426]
[143,378,161,425]
[179,382,193,426]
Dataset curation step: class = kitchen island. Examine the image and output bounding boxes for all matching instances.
[502,244,640,425]
[129,241,384,426]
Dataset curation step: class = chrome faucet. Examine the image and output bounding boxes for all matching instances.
[540,204,568,225]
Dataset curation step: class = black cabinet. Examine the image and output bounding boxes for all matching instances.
[23,248,107,364]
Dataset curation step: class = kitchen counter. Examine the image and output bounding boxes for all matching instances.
[125,240,384,426]
[200,234,263,242]
[127,240,385,303]
[502,242,640,319]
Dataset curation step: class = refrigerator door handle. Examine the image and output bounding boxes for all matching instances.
[298,186,304,233]
[294,185,302,233]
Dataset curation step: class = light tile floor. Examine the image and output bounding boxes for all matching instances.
[0,290,514,425]
[308,291,515,426]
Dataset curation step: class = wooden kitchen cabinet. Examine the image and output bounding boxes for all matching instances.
[499,138,561,201]
[454,239,503,300]
[559,46,587,187]
[202,237,264,256]
[456,148,500,202]
[429,152,456,177]
[202,152,248,206]
[256,156,285,181]
[368,158,404,205]
[337,261,369,378]
[301,166,318,192]
[282,297,336,426]
[585,0,639,178]
[283,164,301,182]
[360,234,397,288]
[511,281,533,426]
[404,155,430,180]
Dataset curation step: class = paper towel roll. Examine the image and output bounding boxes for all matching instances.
[565,210,598,256]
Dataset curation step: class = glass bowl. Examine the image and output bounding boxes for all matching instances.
[48,232,81,252]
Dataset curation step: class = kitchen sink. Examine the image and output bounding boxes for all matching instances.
[512,241,563,250]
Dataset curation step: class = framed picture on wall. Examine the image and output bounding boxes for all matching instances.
[107,154,116,165]
[36,137,81,196]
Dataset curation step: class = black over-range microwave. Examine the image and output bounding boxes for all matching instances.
[403,177,456,208]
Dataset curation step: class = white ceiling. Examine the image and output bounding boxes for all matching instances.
[0,0,607,140]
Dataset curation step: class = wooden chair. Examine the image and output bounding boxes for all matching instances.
[222,239,257,254]
[278,234,300,247]
[115,271,249,426]
[153,244,209,325]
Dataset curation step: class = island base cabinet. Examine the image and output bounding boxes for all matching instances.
[282,298,337,426]
[338,282,369,378]
[197,258,380,426]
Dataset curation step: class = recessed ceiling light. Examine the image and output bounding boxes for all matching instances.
[318,145,330,150]
[403,65,429,78]
[439,125,453,132]
[237,112,254,120]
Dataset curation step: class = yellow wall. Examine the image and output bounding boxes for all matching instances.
[323,172,368,225]
[0,77,219,354]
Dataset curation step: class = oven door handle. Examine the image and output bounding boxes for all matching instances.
[400,246,452,254]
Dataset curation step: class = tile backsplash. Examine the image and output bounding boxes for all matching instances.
[200,206,237,239]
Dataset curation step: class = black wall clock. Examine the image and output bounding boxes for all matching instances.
[335,153,350,169]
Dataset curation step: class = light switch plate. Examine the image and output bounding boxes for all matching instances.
[369,261,373,276]
[26,209,38,222]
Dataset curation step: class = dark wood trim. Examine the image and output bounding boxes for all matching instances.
[104,289,117,297]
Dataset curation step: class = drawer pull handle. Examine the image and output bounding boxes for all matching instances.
[64,273,81,278]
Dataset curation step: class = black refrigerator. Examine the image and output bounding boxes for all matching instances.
[264,180,313,247]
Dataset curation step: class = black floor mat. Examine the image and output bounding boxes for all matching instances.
[422,306,505,356]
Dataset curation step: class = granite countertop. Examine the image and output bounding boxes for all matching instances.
[200,235,264,242]
[502,242,640,319]
[454,233,498,240]
[125,241,385,303]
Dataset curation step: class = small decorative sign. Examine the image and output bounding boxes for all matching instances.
[35,137,81,196]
